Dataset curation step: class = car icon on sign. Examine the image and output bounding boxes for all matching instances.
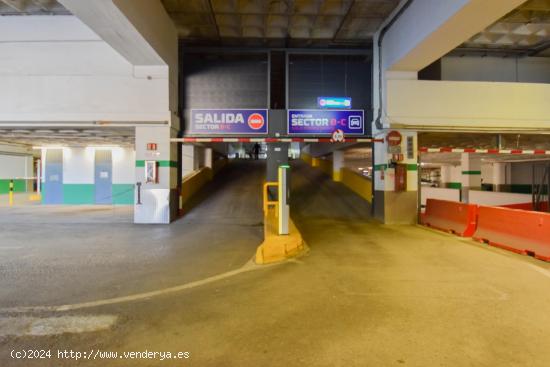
[349,115,362,129]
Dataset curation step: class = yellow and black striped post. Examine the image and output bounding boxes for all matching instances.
[8,179,14,206]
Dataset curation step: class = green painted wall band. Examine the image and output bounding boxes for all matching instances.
[0,179,28,194]
[446,182,462,189]
[159,161,178,168]
[462,171,481,175]
[112,184,134,205]
[136,160,177,168]
[374,164,417,171]
[63,184,95,204]
[61,184,135,205]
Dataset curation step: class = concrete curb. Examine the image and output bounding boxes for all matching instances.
[255,209,308,265]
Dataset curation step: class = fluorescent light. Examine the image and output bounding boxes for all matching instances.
[32,146,67,150]
[88,145,120,150]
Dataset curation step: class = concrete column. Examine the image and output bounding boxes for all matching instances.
[181,144,197,177]
[373,130,418,224]
[460,153,481,202]
[205,148,213,170]
[134,125,179,224]
[440,165,451,188]
[333,150,344,182]
[492,162,507,192]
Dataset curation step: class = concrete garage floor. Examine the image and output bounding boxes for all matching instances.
[0,205,133,224]
[2,161,550,366]
[0,161,263,308]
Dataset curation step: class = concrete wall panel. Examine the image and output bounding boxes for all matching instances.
[387,80,550,130]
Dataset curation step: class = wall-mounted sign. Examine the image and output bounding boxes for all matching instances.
[287,109,364,135]
[188,109,268,135]
[145,161,158,184]
[386,130,402,146]
[387,130,402,154]
[331,129,345,142]
[317,97,352,109]
[146,143,157,151]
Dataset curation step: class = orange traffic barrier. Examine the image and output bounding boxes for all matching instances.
[500,202,549,212]
[422,199,478,237]
[473,206,550,262]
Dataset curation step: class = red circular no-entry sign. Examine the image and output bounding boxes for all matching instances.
[386,130,402,146]
[247,113,265,130]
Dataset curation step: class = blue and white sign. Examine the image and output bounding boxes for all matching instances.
[288,109,365,135]
[317,97,352,109]
[188,109,268,135]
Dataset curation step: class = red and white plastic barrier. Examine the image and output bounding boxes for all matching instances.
[422,199,478,237]
[473,206,550,262]
[422,199,550,262]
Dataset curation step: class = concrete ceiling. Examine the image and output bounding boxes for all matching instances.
[461,0,550,56]
[0,0,69,15]
[161,0,400,47]
[0,127,135,147]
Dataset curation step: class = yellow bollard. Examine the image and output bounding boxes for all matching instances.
[8,179,14,207]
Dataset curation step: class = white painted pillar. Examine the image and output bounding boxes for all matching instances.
[134,125,178,224]
[373,130,418,224]
[460,153,481,202]
[205,148,213,170]
[36,159,41,193]
[333,150,344,182]
[194,146,204,169]
[182,144,195,177]
[492,162,507,192]
[440,165,451,188]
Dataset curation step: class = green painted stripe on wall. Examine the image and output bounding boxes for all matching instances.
[159,161,178,168]
[14,180,27,192]
[112,184,134,205]
[462,171,481,175]
[0,179,28,194]
[63,184,94,205]
[136,160,177,168]
[446,182,462,189]
[374,164,417,171]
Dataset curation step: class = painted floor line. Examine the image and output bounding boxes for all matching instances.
[526,263,550,279]
[1,258,280,314]
[0,315,117,337]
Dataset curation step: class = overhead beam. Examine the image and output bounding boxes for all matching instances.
[382,0,528,72]
[58,0,176,67]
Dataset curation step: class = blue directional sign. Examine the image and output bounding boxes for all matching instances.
[317,97,352,109]
[288,109,365,135]
[188,109,268,135]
